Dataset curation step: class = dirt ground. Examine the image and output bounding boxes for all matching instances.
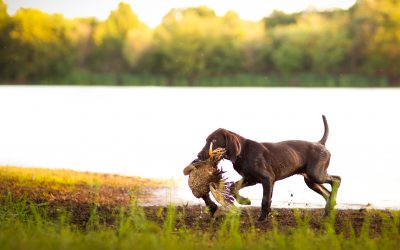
[35,201,394,237]
[0,172,397,236]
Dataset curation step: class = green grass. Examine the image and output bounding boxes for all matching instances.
[0,167,399,249]
[16,71,390,87]
[196,73,389,87]
[0,198,399,250]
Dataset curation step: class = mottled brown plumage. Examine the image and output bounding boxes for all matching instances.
[183,146,234,206]
[187,161,222,198]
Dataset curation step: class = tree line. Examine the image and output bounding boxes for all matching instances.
[0,0,399,86]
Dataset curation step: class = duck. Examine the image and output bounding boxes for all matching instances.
[183,143,234,207]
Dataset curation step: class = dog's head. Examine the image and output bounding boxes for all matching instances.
[196,128,242,163]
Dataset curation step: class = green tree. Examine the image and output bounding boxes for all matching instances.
[270,24,310,74]
[267,10,352,76]
[304,13,350,74]
[122,24,153,72]
[264,10,299,29]
[151,7,246,85]
[69,17,98,70]
[205,11,243,75]
[3,8,74,81]
[350,0,400,84]
[0,0,9,33]
[0,0,13,80]
[89,2,144,75]
[151,7,215,85]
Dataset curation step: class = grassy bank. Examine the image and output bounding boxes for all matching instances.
[0,166,399,249]
[0,166,169,206]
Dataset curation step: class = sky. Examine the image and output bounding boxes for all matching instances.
[4,0,356,28]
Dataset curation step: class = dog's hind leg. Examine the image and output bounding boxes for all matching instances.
[305,149,341,215]
[324,175,341,216]
[306,165,341,215]
[303,174,330,202]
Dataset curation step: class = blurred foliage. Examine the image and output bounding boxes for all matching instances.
[0,0,399,86]
[349,0,400,82]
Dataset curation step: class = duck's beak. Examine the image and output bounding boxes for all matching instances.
[208,142,213,160]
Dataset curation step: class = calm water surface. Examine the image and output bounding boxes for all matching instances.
[0,86,399,209]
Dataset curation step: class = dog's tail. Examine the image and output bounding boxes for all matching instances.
[319,115,329,145]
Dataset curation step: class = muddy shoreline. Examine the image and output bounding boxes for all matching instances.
[1,167,398,237]
[27,200,393,237]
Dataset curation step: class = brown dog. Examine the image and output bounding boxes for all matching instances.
[194,115,341,222]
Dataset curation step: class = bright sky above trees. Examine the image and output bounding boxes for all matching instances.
[4,0,356,28]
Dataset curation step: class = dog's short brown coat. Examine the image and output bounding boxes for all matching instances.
[195,115,341,222]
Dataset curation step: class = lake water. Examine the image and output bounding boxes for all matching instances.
[0,86,399,209]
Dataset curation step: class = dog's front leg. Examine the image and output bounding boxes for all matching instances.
[258,178,274,222]
[202,194,218,216]
[231,178,256,205]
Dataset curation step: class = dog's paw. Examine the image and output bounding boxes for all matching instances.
[257,214,268,223]
[207,203,218,216]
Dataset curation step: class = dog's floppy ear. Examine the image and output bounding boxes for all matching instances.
[224,130,241,163]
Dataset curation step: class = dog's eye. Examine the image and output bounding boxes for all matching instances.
[212,139,217,144]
